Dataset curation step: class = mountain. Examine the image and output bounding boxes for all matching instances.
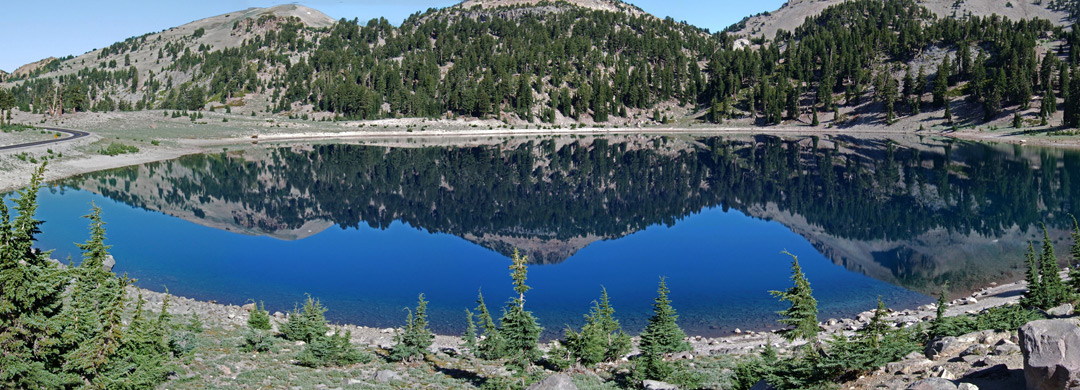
[726,0,1072,39]
[2,0,1078,131]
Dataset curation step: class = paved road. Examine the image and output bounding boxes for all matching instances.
[0,127,90,151]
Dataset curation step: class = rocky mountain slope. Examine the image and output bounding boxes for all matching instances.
[727,0,1072,39]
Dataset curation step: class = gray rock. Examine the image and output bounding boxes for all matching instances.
[242,302,256,312]
[906,378,958,390]
[1019,319,1080,390]
[103,255,115,272]
[993,343,1021,356]
[961,344,989,357]
[1047,303,1075,317]
[885,358,935,374]
[956,383,979,390]
[643,380,679,390]
[926,336,973,360]
[526,374,578,390]
[373,370,402,383]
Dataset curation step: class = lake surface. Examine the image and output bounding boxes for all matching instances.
[9,134,1080,338]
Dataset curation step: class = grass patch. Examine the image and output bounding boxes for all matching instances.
[98,142,140,156]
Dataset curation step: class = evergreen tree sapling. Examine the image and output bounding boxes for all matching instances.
[391,293,434,362]
[563,287,632,367]
[474,289,505,360]
[248,301,271,330]
[1069,216,1080,294]
[637,277,691,381]
[280,295,329,343]
[1038,225,1070,307]
[770,251,820,343]
[498,249,542,370]
[1022,242,1044,308]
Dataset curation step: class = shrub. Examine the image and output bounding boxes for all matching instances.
[98,142,139,156]
[248,300,271,330]
[296,330,369,367]
[241,329,275,353]
[390,294,434,362]
[280,295,329,343]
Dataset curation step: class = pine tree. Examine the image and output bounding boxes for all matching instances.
[637,277,690,381]
[563,287,632,367]
[1039,226,1071,307]
[0,163,71,388]
[1069,217,1080,294]
[930,283,949,338]
[933,59,950,108]
[1021,242,1045,308]
[770,251,819,343]
[498,249,542,370]
[857,297,890,348]
[248,301,271,330]
[391,293,434,362]
[463,309,478,353]
[474,290,504,360]
[280,295,329,343]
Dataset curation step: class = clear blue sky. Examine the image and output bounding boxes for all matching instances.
[0,0,785,73]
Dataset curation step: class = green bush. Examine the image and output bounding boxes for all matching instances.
[295,330,369,367]
[98,142,139,156]
[241,329,275,353]
[280,295,329,343]
[932,304,1044,339]
[390,294,434,362]
[248,301,271,331]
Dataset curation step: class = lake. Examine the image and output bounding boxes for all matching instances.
[9,133,1079,338]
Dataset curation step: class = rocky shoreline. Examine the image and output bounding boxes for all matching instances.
[132,273,1031,354]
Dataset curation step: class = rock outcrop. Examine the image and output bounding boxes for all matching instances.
[1019,319,1080,390]
[527,374,578,390]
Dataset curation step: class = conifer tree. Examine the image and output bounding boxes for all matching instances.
[498,249,542,370]
[933,59,949,108]
[640,277,691,355]
[636,277,690,381]
[770,251,819,343]
[280,295,329,343]
[1069,217,1080,293]
[0,163,70,388]
[563,287,632,367]
[1021,242,1044,308]
[930,283,949,338]
[391,293,434,362]
[474,290,504,360]
[1039,226,1070,307]
[463,309,478,353]
[248,301,271,330]
[858,297,890,348]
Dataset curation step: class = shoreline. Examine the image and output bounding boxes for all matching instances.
[3,122,1077,195]
[130,270,1033,356]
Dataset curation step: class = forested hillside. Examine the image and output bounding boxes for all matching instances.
[3,0,1080,130]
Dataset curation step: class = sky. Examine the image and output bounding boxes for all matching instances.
[0,0,785,73]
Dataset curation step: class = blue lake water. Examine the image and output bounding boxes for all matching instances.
[8,135,1079,337]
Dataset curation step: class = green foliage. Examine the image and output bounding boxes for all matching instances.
[770,251,819,343]
[931,304,1045,338]
[247,300,271,330]
[390,293,434,362]
[930,284,949,338]
[241,328,275,353]
[463,309,478,354]
[1069,216,1080,293]
[636,277,691,381]
[562,287,632,367]
[98,142,140,156]
[280,295,329,343]
[1038,225,1071,307]
[474,290,505,360]
[498,249,543,370]
[295,330,369,368]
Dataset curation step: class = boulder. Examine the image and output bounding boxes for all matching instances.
[242,302,256,312]
[994,343,1021,356]
[1046,304,1075,317]
[1019,319,1080,390]
[372,370,402,383]
[926,336,974,360]
[643,380,679,390]
[956,384,979,390]
[961,344,989,357]
[527,374,578,390]
[103,254,115,272]
[906,378,957,390]
[885,358,935,375]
